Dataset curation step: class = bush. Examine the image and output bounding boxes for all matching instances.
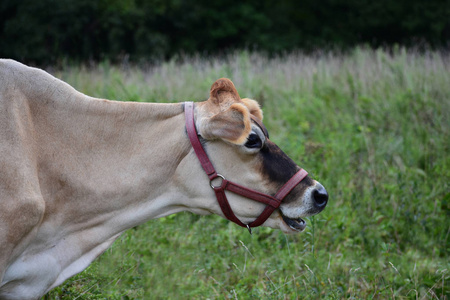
[1,0,449,65]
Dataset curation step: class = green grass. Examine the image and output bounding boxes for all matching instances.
[43,48,449,299]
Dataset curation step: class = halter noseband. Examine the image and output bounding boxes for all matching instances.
[184,102,308,234]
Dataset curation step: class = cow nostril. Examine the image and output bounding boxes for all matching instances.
[313,188,328,208]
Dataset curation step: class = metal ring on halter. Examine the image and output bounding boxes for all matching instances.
[210,174,226,189]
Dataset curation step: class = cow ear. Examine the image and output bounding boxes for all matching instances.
[209,78,241,106]
[241,98,263,121]
[199,103,251,145]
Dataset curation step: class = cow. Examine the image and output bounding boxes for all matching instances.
[0,59,328,300]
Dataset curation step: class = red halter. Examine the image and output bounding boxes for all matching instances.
[184,102,308,234]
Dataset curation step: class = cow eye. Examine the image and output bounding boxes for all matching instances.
[244,133,263,149]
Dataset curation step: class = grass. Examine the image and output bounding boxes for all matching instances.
[43,47,449,299]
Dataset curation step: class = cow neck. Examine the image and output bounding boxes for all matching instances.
[184,102,308,234]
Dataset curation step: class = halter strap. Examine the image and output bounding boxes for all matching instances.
[184,101,308,233]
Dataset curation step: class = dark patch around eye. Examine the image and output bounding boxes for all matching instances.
[259,141,298,183]
[259,141,314,187]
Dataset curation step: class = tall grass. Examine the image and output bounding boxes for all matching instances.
[44,48,449,299]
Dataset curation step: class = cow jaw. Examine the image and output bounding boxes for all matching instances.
[214,179,328,234]
[281,214,307,232]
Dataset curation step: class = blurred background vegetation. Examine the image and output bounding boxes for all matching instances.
[1,0,449,65]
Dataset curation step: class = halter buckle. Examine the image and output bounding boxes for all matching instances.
[210,174,226,189]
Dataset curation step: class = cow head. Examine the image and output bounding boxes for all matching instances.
[179,78,327,234]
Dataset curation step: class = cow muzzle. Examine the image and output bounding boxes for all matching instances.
[279,180,328,232]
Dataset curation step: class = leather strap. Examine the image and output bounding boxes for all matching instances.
[184,101,308,231]
[185,102,217,178]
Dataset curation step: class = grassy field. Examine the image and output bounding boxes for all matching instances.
[43,48,449,299]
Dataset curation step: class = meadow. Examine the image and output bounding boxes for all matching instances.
[43,48,449,299]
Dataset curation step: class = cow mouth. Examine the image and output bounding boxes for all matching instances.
[281,213,306,231]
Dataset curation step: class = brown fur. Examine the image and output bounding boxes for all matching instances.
[242,98,264,121]
[197,78,261,145]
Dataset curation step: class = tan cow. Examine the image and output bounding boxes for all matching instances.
[0,59,328,300]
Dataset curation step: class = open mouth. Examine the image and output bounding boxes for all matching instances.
[281,213,306,231]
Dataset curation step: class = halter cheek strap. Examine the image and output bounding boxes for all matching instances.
[184,101,308,234]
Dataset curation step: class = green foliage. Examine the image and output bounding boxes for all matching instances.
[1,0,449,65]
[43,48,448,299]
